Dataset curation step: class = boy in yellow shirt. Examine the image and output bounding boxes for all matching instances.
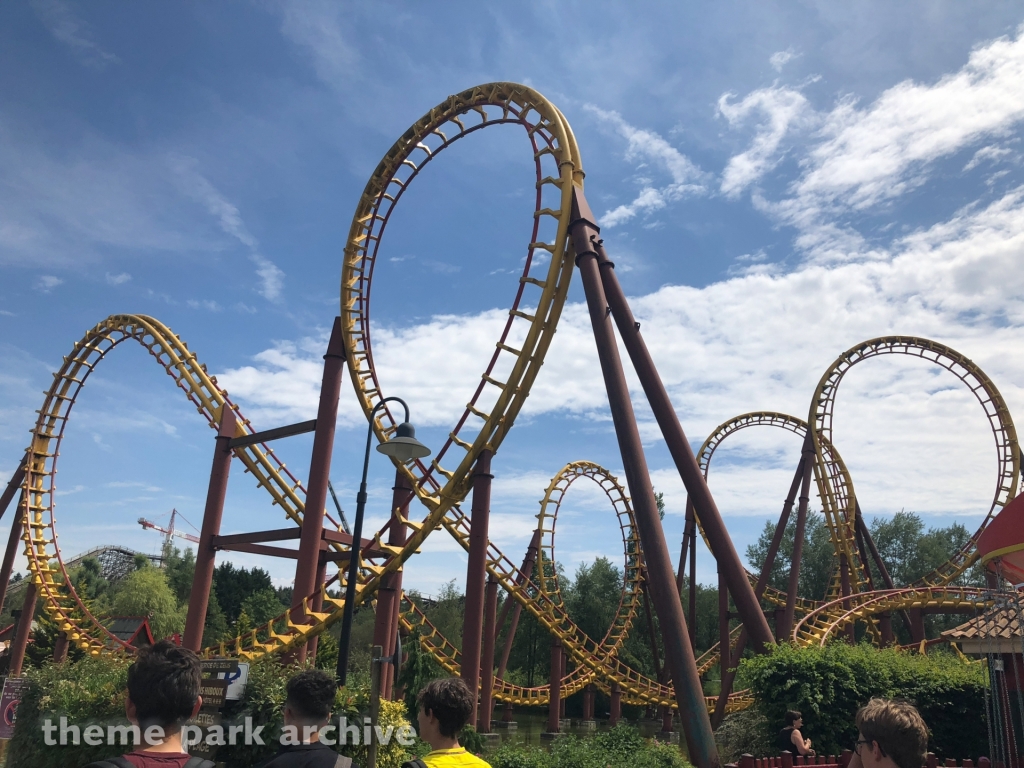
[413,679,490,768]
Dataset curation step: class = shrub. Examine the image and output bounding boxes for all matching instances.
[741,643,987,760]
[489,725,690,768]
[7,655,133,768]
[715,707,772,764]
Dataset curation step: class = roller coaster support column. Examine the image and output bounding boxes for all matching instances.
[9,580,37,676]
[0,493,25,614]
[784,439,814,636]
[306,557,328,662]
[496,528,541,680]
[372,469,413,699]
[571,188,718,768]
[53,631,69,663]
[0,458,25,523]
[687,500,697,652]
[854,502,914,639]
[293,317,346,663]
[840,555,855,643]
[583,684,595,723]
[546,637,562,735]
[590,219,774,655]
[480,576,498,732]
[462,449,493,727]
[676,499,692,595]
[712,463,802,728]
[184,407,237,651]
[610,683,621,726]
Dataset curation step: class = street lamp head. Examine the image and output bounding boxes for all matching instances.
[376,421,432,462]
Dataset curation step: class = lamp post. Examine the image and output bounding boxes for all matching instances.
[336,396,430,686]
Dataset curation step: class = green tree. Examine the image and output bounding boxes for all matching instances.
[746,510,835,601]
[110,567,185,640]
[214,562,274,624]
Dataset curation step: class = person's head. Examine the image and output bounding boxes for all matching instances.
[855,698,929,768]
[126,640,202,732]
[283,670,337,727]
[785,710,803,727]
[416,678,474,745]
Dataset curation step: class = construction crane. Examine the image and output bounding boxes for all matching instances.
[138,509,200,549]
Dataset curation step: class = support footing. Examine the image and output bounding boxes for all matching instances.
[494,720,518,731]
[541,732,567,741]
[655,731,680,744]
[578,720,597,731]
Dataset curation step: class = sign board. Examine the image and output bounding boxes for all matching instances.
[198,678,229,710]
[185,711,223,762]
[200,659,239,677]
[0,678,30,739]
[218,662,249,701]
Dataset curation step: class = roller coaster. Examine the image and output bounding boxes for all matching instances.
[2,82,1021,767]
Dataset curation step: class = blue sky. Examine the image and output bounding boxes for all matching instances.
[3,1,1024,595]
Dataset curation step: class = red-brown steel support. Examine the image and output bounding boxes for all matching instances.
[854,502,914,637]
[183,407,237,651]
[583,684,595,722]
[688,501,697,653]
[909,608,925,644]
[502,702,514,722]
[497,528,541,680]
[718,567,730,696]
[878,613,894,646]
[291,317,346,662]
[784,438,815,637]
[839,555,854,643]
[305,556,328,662]
[642,582,663,680]
[712,461,805,728]
[479,576,498,732]
[676,499,694,596]
[547,637,562,734]
[662,705,674,734]
[461,449,493,727]
[0,494,25,615]
[373,470,413,699]
[53,631,69,663]
[591,226,773,654]
[0,459,25,524]
[610,682,621,725]
[9,580,37,676]
[571,189,718,767]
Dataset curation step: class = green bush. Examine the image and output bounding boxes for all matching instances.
[715,707,772,764]
[741,643,988,760]
[7,655,133,768]
[488,725,690,768]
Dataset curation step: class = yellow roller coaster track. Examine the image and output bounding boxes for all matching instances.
[19,83,1019,718]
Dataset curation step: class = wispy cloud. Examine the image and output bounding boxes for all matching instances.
[718,85,812,197]
[35,275,62,293]
[584,106,708,227]
[171,158,286,302]
[278,0,358,91]
[105,272,131,285]
[30,0,119,70]
[769,49,799,73]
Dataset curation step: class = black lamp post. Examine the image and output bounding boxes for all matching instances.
[336,396,430,686]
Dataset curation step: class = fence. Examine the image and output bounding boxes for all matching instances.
[729,752,994,768]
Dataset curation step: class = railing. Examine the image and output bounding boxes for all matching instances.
[729,752,994,768]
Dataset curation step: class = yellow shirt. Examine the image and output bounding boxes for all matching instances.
[422,746,491,768]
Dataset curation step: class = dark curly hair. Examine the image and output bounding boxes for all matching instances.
[286,669,338,722]
[127,640,201,730]
[417,678,474,738]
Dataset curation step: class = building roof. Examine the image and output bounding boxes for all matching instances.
[104,616,155,647]
[942,599,1024,654]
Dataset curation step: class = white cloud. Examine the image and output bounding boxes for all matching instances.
[217,184,1024,525]
[35,275,62,293]
[964,144,1014,171]
[719,86,811,197]
[769,49,799,73]
[105,272,131,285]
[186,299,223,312]
[584,106,708,227]
[799,26,1024,210]
[31,0,119,70]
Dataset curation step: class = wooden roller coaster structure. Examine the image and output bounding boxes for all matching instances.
[2,82,1022,768]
